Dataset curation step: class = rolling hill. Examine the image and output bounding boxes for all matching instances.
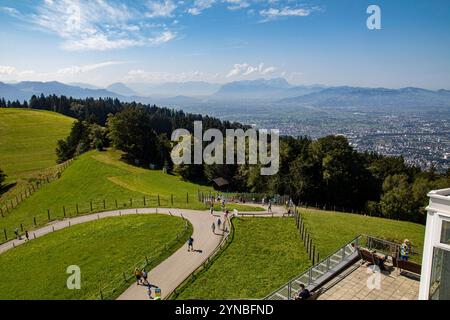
[0,108,75,179]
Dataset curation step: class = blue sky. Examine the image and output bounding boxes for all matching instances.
[0,0,449,89]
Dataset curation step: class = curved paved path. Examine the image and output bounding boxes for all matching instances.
[0,203,286,300]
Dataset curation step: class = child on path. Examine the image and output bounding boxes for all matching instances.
[217,218,222,230]
[211,223,216,234]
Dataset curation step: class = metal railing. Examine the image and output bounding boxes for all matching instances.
[265,235,362,300]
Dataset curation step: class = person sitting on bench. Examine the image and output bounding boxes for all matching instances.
[294,284,311,300]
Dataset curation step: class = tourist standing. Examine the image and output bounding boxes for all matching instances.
[400,239,411,261]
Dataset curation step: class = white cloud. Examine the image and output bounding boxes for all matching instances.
[260,6,317,19]
[56,61,124,75]
[146,0,177,18]
[223,0,250,11]
[187,0,216,15]
[226,63,276,78]
[0,66,35,77]
[2,0,178,51]
[0,61,124,83]
[1,1,322,51]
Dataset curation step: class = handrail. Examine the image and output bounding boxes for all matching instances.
[167,216,236,300]
[264,234,362,300]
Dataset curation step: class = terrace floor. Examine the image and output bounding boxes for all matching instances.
[318,261,420,300]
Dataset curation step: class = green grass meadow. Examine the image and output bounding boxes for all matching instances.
[0,149,261,240]
[299,208,425,260]
[0,214,190,300]
[176,217,312,299]
[0,108,74,180]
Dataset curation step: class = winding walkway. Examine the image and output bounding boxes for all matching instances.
[0,204,286,300]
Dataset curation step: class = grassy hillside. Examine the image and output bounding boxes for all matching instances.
[0,149,261,240]
[0,214,189,300]
[176,217,311,299]
[299,208,425,261]
[177,210,426,299]
[0,108,74,180]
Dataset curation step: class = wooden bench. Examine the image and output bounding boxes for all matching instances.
[392,257,421,275]
[357,247,388,270]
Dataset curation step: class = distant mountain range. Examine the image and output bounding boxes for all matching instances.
[1,79,450,109]
[280,86,450,108]
[0,81,125,102]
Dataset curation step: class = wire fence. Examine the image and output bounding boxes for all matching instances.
[293,208,320,265]
[0,159,73,218]
[0,192,205,245]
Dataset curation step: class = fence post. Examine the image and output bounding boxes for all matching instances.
[103,200,106,209]
[63,206,66,217]
[171,194,173,206]
[115,199,118,208]
[130,198,133,207]
[144,197,146,206]
[20,223,23,232]
[312,245,316,265]
[76,204,79,214]
[33,217,37,226]
[90,201,93,212]
[4,229,7,241]
[158,195,160,207]
[47,209,51,221]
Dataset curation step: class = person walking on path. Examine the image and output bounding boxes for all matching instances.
[217,218,222,231]
[134,268,143,285]
[268,201,272,213]
[142,269,149,286]
[188,236,194,252]
[210,205,214,215]
[25,230,29,241]
[211,222,216,234]
[14,228,20,240]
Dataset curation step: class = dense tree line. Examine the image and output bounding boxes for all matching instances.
[2,96,448,224]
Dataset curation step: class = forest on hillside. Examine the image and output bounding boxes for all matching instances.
[1,94,448,224]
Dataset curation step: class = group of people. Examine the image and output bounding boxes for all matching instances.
[13,228,29,241]
[134,268,149,286]
[134,267,160,300]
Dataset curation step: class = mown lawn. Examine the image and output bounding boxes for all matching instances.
[0,149,261,240]
[299,208,425,261]
[176,217,311,299]
[0,108,74,180]
[0,214,190,300]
